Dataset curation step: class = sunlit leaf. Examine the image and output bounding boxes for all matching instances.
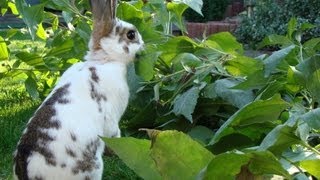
[102,137,161,180]
[206,32,243,54]
[151,130,214,179]
[210,95,288,144]
[263,45,295,77]
[300,159,320,178]
[0,36,8,61]
[259,124,301,155]
[175,0,203,16]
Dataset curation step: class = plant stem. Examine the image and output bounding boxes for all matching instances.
[303,142,320,156]
[281,156,305,174]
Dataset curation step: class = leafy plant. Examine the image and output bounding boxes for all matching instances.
[235,0,320,47]
[117,16,320,179]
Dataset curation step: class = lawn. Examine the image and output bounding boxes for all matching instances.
[0,33,139,179]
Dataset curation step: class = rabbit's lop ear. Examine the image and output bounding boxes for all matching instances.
[90,0,118,50]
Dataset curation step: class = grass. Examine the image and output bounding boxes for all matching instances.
[0,78,40,178]
[0,31,139,179]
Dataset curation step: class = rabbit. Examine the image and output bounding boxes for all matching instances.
[13,0,144,179]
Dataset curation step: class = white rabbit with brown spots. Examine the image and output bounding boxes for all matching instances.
[13,0,144,179]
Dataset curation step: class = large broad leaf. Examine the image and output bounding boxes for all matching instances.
[117,1,144,21]
[175,0,203,16]
[172,52,202,72]
[300,108,320,129]
[258,34,293,49]
[306,69,320,103]
[25,75,39,99]
[166,2,188,33]
[150,130,214,180]
[15,1,44,40]
[51,0,79,13]
[135,50,161,81]
[204,151,290,179]
[256,80,285,100]
[16,52,44,66]
[296,55,320,79]
[0,36,8,60]
[210,95,288,144]
[173,86,200,122]
[248,151,291,178]
[206,32,243,54]
[159,36,198,64]
[188,125,213,145]
[102,137,161,180]
[259,124,301,155]
[263,45,296,77]
[204,151,250,180]
[205,79,255,108]
[300,159,320,178]
[303,38,320,56]
[233,70,269,90]
[225,55,263,77]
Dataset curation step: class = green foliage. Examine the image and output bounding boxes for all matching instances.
[183,0,229,22]
[1,0,320,179]
[235,0,320,47]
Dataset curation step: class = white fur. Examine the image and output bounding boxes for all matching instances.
[13,18,144,180]
[85,20,144,63]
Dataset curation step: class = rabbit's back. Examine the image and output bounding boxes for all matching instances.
[13,61,128,180]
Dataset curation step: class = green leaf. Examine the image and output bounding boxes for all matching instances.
[263,45,296,77]
[297,55,320,78]
[166,2,188,33]
[300,160,320,178]
[209,79,255,108]
[102,137,161,180]
[287,18,297,40]
[206,32,243,54]
[259,124,301,155]
[204,151,250,180]
[0,36,8,60]
[25,75,39,99]
[306,69,320,103]
[135,50,160,81]
[51,0,79,13]
[46,39,74,57]
[248,151,290,178]
[256,80,284,100]
[210,95,288,144]
[303,38,320,56]
[117,1,144,21]
[151,130,214,180]
[176,0,203,16]
[36,23,46,40]
[225,55,263,77]
[172,53,202,72]
[300,108,320,129]
[188,125,213,145]
[8,2,18,15]
[159,36,198,64]
[173,86,200,122]
[15,1,45,40]
[16,52,44,66]
[204,151,290,179]
[258,34,293,49]
[233,70,269,90]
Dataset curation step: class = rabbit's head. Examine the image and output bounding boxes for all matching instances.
[87,0,144,63]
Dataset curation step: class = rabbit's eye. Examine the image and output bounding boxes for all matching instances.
[126,30,136,40]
